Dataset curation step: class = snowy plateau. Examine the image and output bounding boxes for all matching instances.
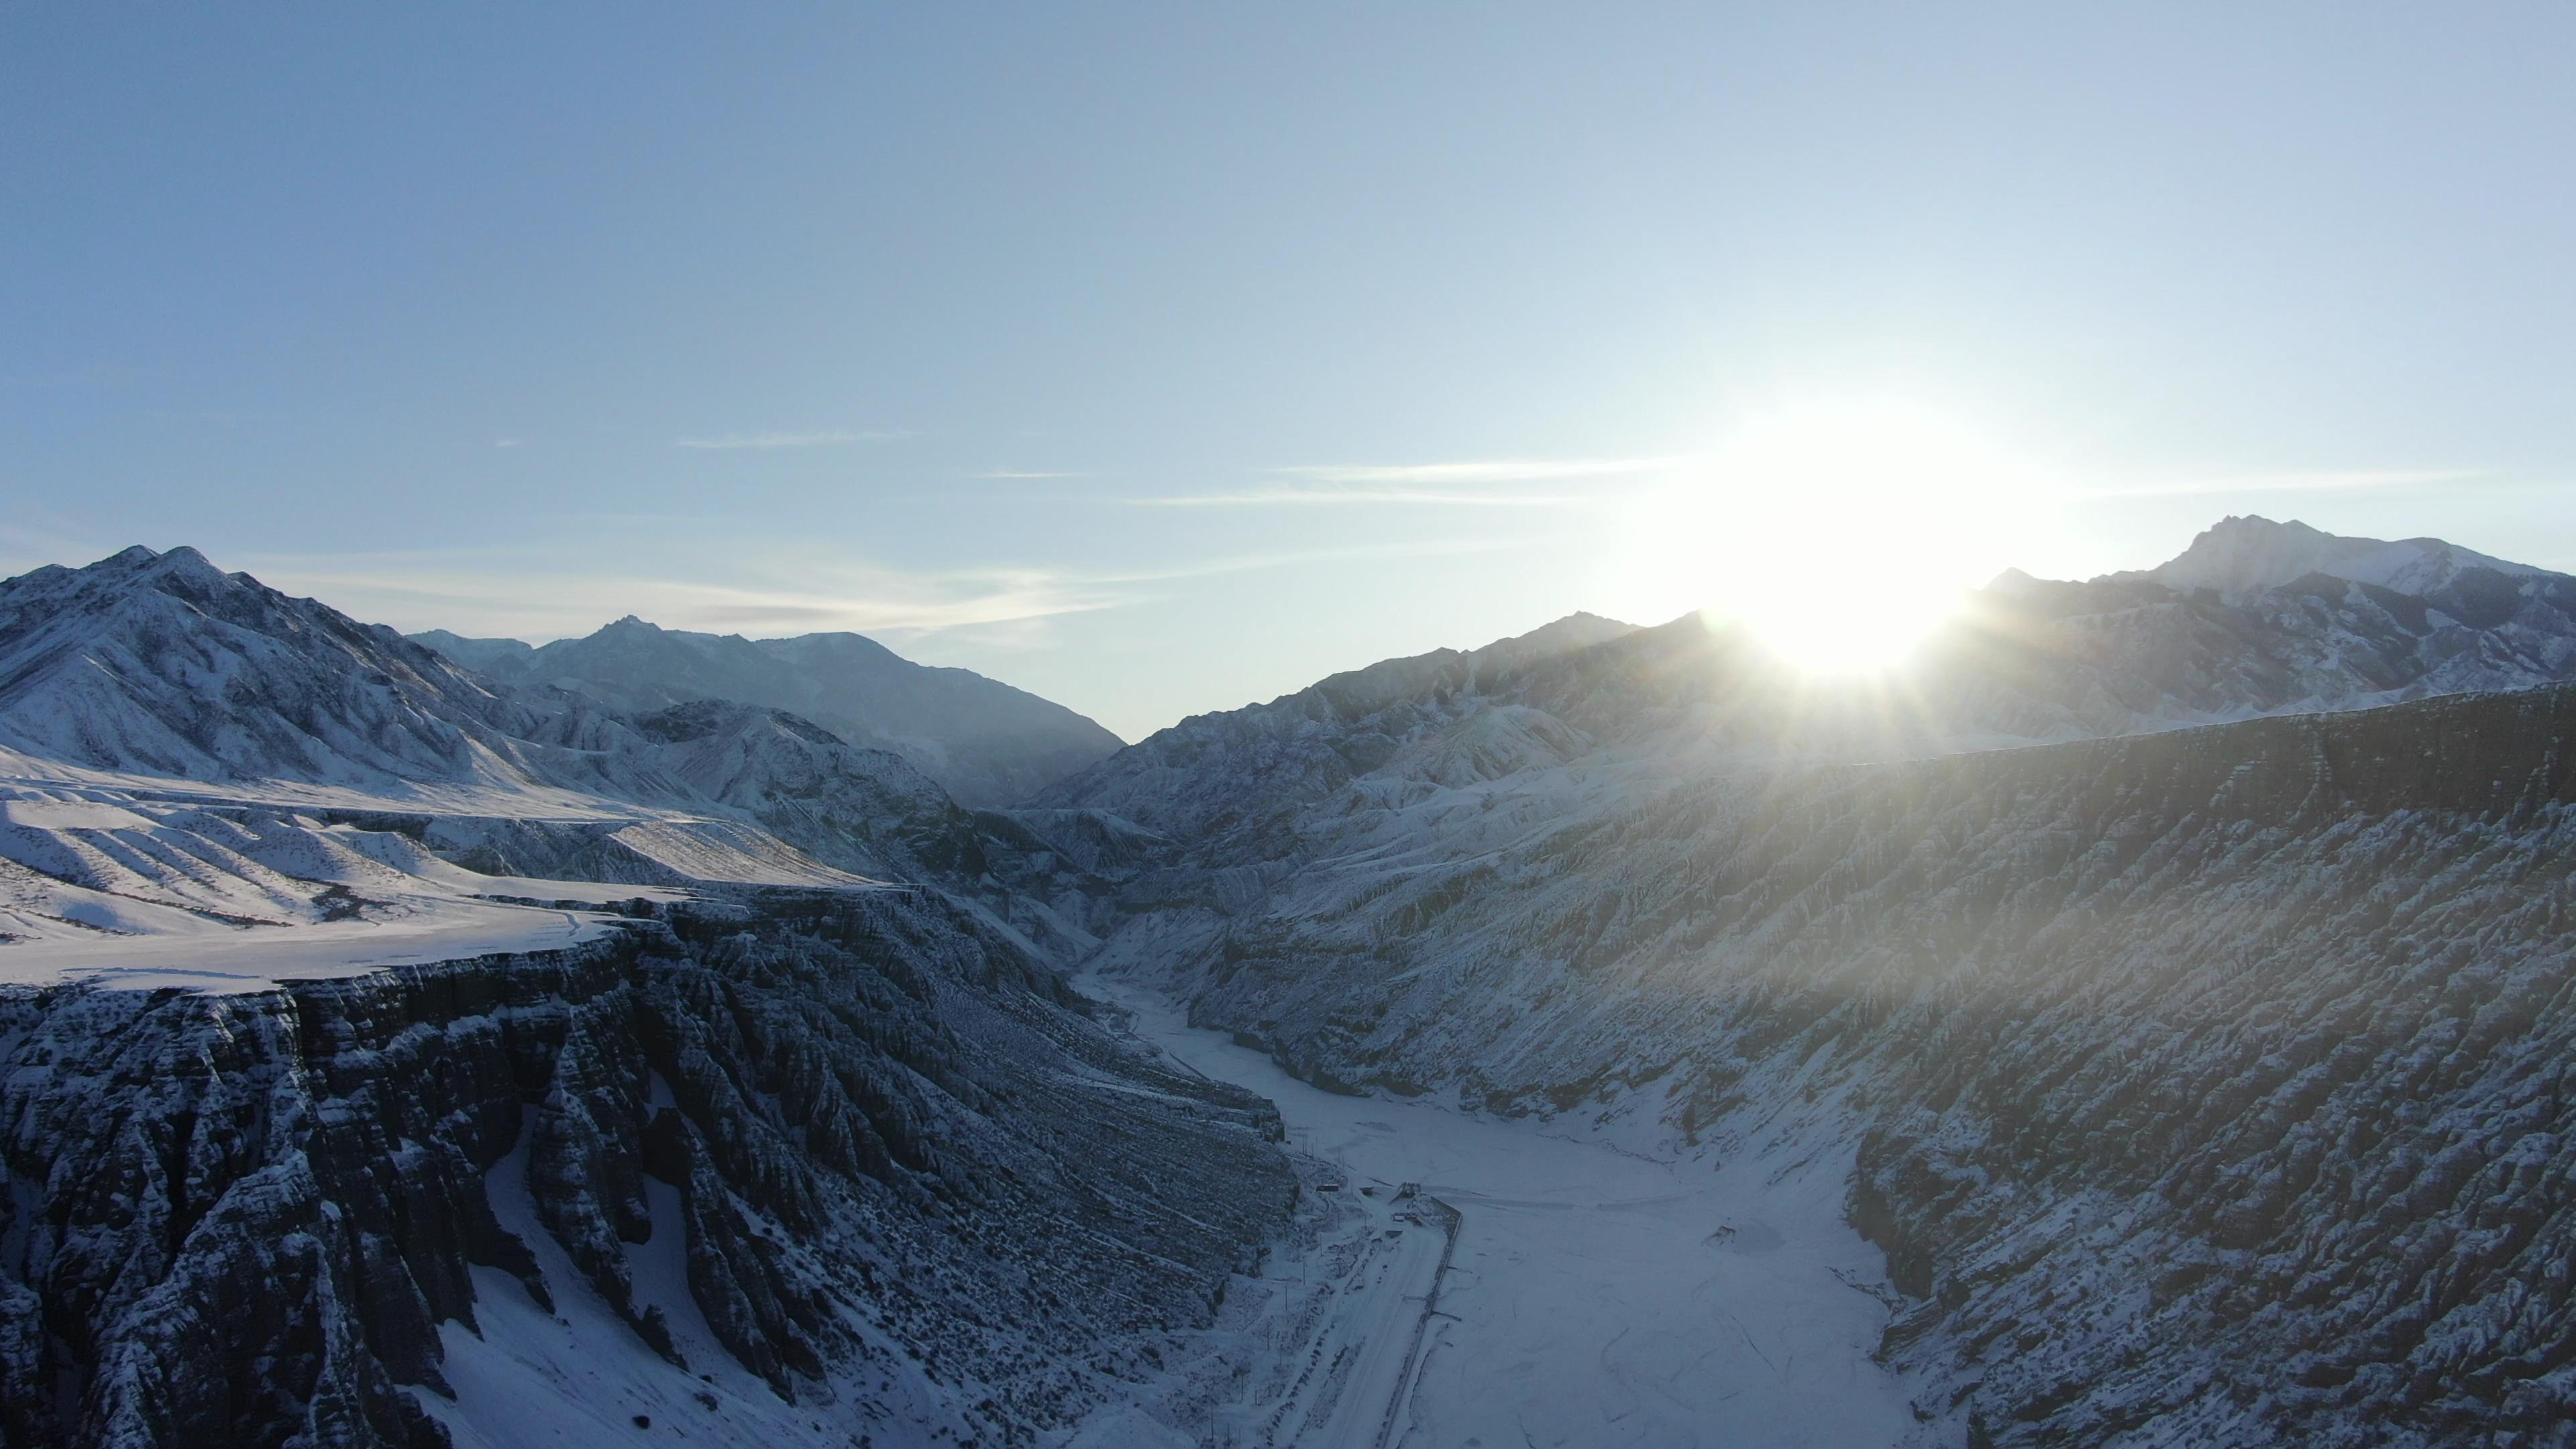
[1,513,2575,1448]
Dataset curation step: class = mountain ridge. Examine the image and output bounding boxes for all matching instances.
[1045,517,2576,845]
[2118,512,2553,598]
[411,614,1122,807]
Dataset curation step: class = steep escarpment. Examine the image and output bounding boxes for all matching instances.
[1098,685,2576,1444]
[0,891,1295,1449]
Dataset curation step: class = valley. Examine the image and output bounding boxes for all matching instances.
[19,9,2576,1444]
[2,519,2574,1446]
[1089,971,1918,1449]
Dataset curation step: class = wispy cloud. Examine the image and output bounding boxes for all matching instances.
[244,555,1123,643]
[1132,454,1682,507]
[2080,467,2485,499]
[1099,535,1524,582]
[225,535,1525,649]
[1276,455,1682,485]
[492,438,521,449]
[1132,488,1587,508]
[674,429,910,450]
[967,468,1091,480]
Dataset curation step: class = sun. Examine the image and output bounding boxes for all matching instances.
[1613,400,2042,672]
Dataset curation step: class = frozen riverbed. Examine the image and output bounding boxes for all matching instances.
[1088,972,1917,1449]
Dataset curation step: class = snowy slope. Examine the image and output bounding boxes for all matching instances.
[0,546,534,788]
[0,549,1301,1449]
[413,614,1125,806]
[1075,678,2576,1443]
[2129,512,2549,598]
[0,547,1106,953]
[1036,521,2576,1446]
[13,521,2576,1448]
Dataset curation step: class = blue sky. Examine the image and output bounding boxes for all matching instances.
[6,5,2574,738]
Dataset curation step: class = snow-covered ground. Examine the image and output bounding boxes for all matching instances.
[1087,972,1917,1449]
[0,772,877,985]
[0,894,647,992]
[412,1125,873,1449]
[0,782,714,989]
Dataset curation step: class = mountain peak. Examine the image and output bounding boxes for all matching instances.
[0,545,513,786]
[1475,611,1636,661]
[2128,515,2551,600]
[149,545,233,587]
[78,544,239,592]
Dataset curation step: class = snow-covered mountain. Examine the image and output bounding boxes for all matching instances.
[1082,680,2576,1444]
[2123,511,2551,599]
[0,547,1108,910]
[1044,519,2576,847]
[9,520,2576,1447]
[412,614,1123,806]
[0,546,535,788]
[1044,519,2576,1445]
[0,546,1299,1448]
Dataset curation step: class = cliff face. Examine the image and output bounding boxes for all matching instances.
[0,891,1295,1449]
[1094,685,2576,1444]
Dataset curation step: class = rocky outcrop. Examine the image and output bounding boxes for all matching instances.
[0,890,1295,1449]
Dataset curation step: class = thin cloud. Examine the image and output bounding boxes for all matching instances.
[247,561,1128,643]
[1130,453,1682,507]
[225,535,1526,647]
[967,469,1091,479]
[2080,467,2484,499]
[1277,455,1682,485]
[492,438,521,449]
[1097,535,1523,582]
[674,429,910,450]
[1131,488,1587,508]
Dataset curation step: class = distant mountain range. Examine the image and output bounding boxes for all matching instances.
[6,516,2576,1447]
[1042,513,2576,840]
[410,616,1122,807]
[0,545,1101,924]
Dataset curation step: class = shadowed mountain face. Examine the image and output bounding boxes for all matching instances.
[0,892,1294,1449]
[1042,519,2576,1444]
[413,616,1123,806]
[1097,682,2576,1444]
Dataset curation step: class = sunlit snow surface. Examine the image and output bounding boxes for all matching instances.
[0,761,867,988]
[0,896,641,992]
[1089,971,1916,1449]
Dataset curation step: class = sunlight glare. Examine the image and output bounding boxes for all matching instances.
[1616,401,2043,672]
